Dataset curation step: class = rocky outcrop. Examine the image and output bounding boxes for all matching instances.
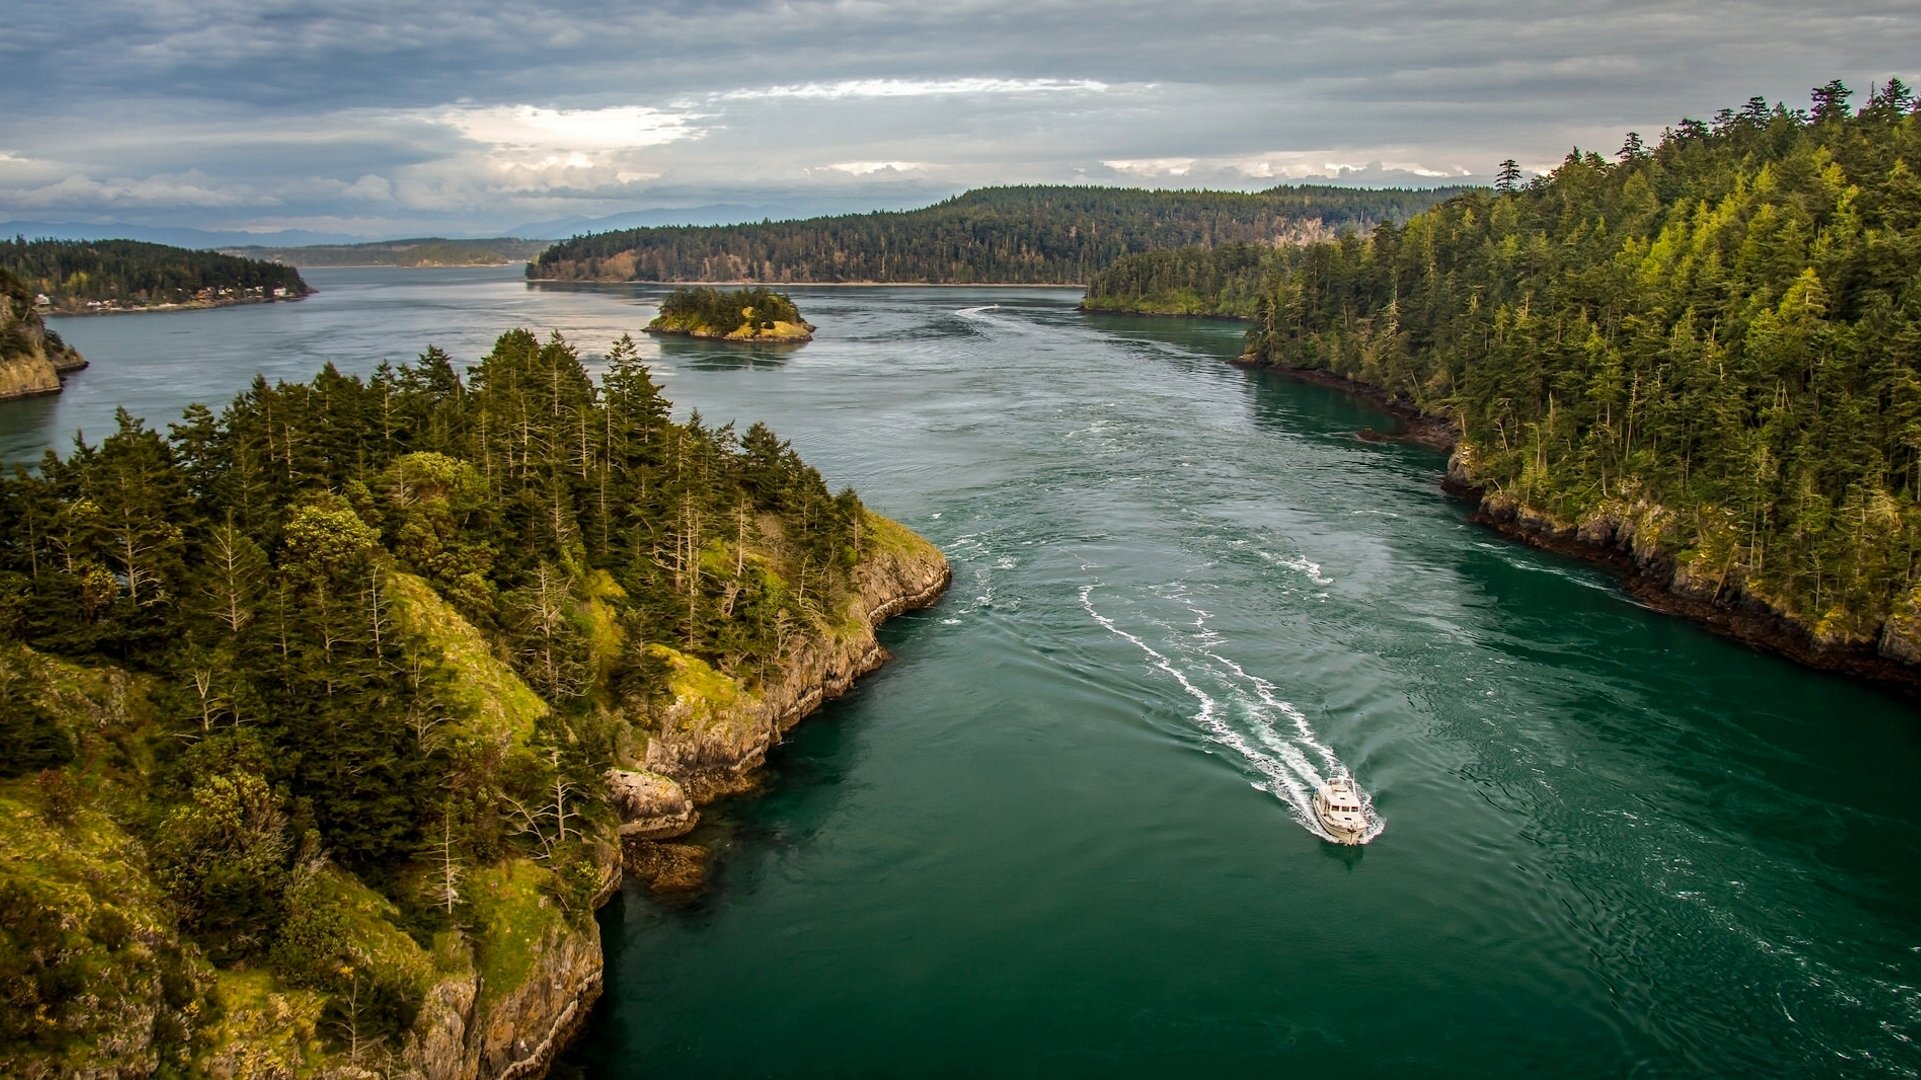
[0,274,86,400]
[403,914,603,1080]
[405,515,947,1077]
[606,768,698,839]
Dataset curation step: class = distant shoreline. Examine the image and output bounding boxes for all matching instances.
[527,277,1084,288]
[283,261,526,270]
[41,294,311,318]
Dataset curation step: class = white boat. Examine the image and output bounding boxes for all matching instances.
[1313,776,1369,844]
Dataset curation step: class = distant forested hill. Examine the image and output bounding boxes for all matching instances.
[222,237,550,268]
[1082,242,1298,317]
[528,184,1463,285]
[1105,81,1921,668]
[1,238,310,312]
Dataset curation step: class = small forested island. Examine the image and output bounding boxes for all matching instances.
[0,269,87,400]
[221,237,551,269]
[1087,81,1921,680]
[0,331,947,1076]
[645,285,815,341]
[1,237,311,314]
[528,184,1462,285]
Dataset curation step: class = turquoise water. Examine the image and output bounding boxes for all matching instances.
[10,269,1919,1077]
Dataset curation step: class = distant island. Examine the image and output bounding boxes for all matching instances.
[221,237,551,268]
[645,286,815,342]
[528,184,1463,285]
[1,238,310,314]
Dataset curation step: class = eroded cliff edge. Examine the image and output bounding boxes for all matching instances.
[0,271,86,400]
[611,512,951,848]
[452,512,948,1079]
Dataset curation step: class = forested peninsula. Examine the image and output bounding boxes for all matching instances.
[528,184,1462,285]
[645,286,815,342]
[0,269,87,400]
[0,331,948,1076]
[1,238,311,314]
[1092,82,1921,681]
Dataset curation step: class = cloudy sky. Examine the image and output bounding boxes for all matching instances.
[3,1,1916,238]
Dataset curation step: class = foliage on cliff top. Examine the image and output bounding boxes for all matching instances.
[530,183,1463,285]
[1167,80,1921,644]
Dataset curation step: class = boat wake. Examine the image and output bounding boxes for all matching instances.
[1078,579,1383,845]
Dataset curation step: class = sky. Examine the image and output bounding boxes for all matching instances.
[2,1,1916,239]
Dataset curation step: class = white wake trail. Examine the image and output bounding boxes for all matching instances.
[1080,583,1381,841]
[1080,576,1384,844]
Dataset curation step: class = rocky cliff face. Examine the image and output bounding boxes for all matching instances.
[1445,449,1921,689]
[0,276,85,401]
[403,514,947,1078]
[403,912,604,1080]
[640,519,952,803]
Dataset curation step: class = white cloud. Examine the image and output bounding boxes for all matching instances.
[435,104,702,154]
[822,161,926,176]
[1102,158,1197,177]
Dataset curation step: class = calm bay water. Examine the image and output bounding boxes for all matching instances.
[9,268,1920,1077]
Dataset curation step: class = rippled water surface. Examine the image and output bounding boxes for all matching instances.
[9,269,1920,1077]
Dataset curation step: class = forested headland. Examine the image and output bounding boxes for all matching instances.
[0,331,945,1074]
[1,238,311,313]
[221,237,550,269]
[1093,81,1921,674]
[645,286,815,342]
[528,184,1462,285]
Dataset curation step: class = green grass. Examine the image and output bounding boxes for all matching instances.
[467,857,564,1010]
[388,571,548,745]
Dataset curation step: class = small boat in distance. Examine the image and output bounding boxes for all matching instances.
[1313,777,1369,844]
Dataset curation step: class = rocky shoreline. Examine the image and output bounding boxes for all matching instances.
[0,280,88,400]
[643,320,814,343]
[1235,354,1921,695]
[441,520,950,1079]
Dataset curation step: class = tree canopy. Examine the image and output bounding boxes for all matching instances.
[530,183,1463,285]
[0,329,869,1066]
[1091,81,1921,647]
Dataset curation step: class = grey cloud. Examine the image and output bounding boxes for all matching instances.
[3,0,1916,235]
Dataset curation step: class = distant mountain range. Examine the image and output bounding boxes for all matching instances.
[0,221,375,249]
[1,197,947,253]
[219,237,551,268]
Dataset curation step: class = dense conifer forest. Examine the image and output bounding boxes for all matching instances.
[1,238,310,311]
[529,184,1462,285]
[1089,82,1921,650]
[0,331,872,1070]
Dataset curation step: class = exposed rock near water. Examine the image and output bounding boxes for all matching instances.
[402,907,605,1080]
[0,274,86,400]
[639,518,953,804]
[606,768,699,840]
[429,515,948,1077]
